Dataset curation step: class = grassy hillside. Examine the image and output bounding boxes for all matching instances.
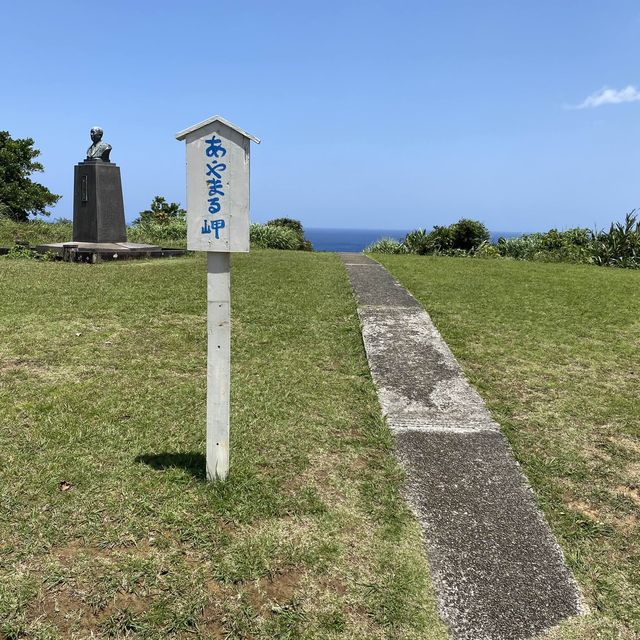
[0,218,73,246]
[376,254,640,639]
[0,252,447,640]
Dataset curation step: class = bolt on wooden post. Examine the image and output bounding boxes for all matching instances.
[176,116,260,481]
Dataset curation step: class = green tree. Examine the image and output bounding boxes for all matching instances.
[135,196,186,224]
[0,131,61,222]
[450,218,490,251]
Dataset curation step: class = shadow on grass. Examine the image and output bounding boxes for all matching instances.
[135,452,206,480]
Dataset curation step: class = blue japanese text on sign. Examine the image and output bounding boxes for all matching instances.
[201,136,227,238]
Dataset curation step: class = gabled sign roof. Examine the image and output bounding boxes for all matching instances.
[175,115,261,143]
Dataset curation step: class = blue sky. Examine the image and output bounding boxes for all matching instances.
[2,0,639,232]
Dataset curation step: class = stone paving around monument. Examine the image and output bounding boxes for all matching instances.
[340,252,584,640]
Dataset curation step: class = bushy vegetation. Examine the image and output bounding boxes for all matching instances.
[496,212,640,268]
[590,211,640,268]
[266,216,304,236]
[134,196,186,225]
[496,227,594,263]
[266,217,313,250]
[0,217,72,245]
[250,218,313,251]
[1,244,40,260]
[127,218,187,247]
[401,229,429,254]
[366,218,490,256]
[367,212,640,269]
[364,237,406,254]
[249,223,300,250]
[0,210,316,253]
[0,198,189,249]
[126,204,315,252]
[448,218,490,252]
[128,218,316,252]
[127,196,187,247]
[0,244,57,261]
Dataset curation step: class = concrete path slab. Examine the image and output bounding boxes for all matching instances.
[340,253,583,640]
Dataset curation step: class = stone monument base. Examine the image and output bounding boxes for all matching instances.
[36,242,186,263]
[73,160,127,243]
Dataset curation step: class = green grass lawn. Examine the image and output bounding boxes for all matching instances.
[375,254,640,639]
[0,252,447,640]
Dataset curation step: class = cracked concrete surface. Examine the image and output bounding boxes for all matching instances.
[340,253,583,640]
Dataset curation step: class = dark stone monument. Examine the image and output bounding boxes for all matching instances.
[73,127,127,243]
[33,126,186,261]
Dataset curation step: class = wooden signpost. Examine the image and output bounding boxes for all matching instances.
[176,115,260,481]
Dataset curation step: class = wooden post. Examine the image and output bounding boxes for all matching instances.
[176,115,260,482]
[206,252,231,481]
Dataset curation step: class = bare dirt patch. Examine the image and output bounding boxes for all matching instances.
[240,569,305,619]
[0,357,86,384]
[284,451,364,507]
[259,569,303,603]
[615,513,638,533]
[53,539,85,564]
[567,500,601,521]
[319,576,347,596]
[614,435,640,457]
[617,484,640,506]
[1,358,49,376]
[199,609,226,639]
[35,587,150,637]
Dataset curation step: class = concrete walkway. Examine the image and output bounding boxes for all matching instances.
[340,253,583,640]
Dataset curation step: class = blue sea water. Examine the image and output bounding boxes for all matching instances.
[305,228,523,252]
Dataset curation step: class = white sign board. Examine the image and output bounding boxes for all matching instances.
[176,116,259,481]
[176,116,260,253]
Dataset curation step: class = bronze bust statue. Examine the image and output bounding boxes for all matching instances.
[86,127,112,161]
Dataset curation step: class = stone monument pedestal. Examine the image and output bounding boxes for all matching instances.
[34,241,186,263]
[73,159,127,243]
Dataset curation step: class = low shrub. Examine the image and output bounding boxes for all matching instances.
[0,215,308,252]
[250,223,300,250]
[495,215,639,268]
[0,244,56,261]
[365,238,406,254]
[127,218,187,247]
[473,241,501,258]
[497,228,593,264]
[450,218,490,251]
[134,196,186,225]
[402,228,431,255]
[496,234,538,260]
[265,217,304,236]
[266,217,313,250]
[128,197,187,247]
[1,244,39,259]
[423,225,454,253]
[0,217,72,245]
[591,211,640,268]
[398,219,490,256]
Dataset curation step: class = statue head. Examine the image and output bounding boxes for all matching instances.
[90,127,104,143]
[86,127,111,161]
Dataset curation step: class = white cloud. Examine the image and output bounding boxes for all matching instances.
[572,85,640,109]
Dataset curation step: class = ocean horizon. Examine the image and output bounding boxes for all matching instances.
[305,227,524,253]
